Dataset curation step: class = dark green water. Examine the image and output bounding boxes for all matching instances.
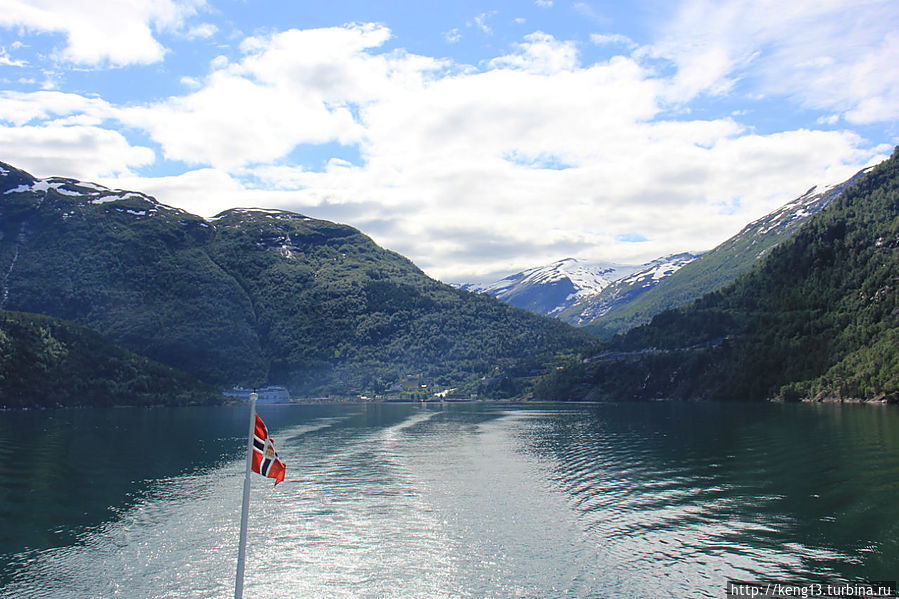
[1,402,897,597]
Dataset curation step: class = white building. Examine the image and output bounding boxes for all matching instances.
[223,385,291,404]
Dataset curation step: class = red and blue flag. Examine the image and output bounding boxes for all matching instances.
[251,415,286,485]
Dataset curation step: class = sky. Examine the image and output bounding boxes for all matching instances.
[1,0,897,284]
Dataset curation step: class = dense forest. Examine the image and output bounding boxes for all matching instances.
[0,311,221,408]
[536,149,899,402]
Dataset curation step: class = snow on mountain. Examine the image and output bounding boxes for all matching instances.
[559,252,702,325]
[462,258,649,317]
[472,258,634,298]
[486,167,874,327]
[461,258,638,316]
[571,166,877,338]
[613,252,702,288]
[0,164,185,215]
[733,166,874,247]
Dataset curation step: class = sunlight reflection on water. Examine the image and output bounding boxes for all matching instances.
[1,402,898,598]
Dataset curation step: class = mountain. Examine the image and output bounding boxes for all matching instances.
[535,150,898,402]
[464,252,703,325]
[0,161,593,398]
[557,253,702,325]
[582,166,873,338]
[0,162,263,384]
[461,258,639,316]
[0,310,221,409]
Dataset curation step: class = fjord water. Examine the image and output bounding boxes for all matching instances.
[1,402,897,598]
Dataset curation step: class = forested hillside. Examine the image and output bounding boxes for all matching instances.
[0,162,592,398]
[536,150,899,402]
[0,311,221,408]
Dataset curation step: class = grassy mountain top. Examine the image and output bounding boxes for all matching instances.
[536,149,899,402]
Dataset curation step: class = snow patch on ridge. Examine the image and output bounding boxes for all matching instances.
[0,171,189,218]
[617,253,698,288]
[472,258,638,303]
[3,184,30,195]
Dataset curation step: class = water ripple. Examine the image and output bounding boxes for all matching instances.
[1,402,898,598]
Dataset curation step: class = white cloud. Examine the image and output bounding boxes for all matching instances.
[209,55,229,70]
[470,12,496,35]
[648,0,899,121]
[572,2,605,23]
[185,22,217,40]
[0,90,112,125]
[103,168,246,216]
[489,32,579,74]
[118,23,446,169]
[0,124,154,178]
[120,70,361,168]
[590,33,637,49]
[0,46,26,67]
[0,0,205,66]
[0,18,889,283]
[179,76,201,89]
[202,30,874,281]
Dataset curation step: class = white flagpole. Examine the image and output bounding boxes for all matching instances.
[234,391,258,599]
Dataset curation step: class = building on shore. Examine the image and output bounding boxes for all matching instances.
[223,385,291,404]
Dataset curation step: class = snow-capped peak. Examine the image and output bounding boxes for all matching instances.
[463,253,703,319]
[471,258,638,301]
[461,258,646,316]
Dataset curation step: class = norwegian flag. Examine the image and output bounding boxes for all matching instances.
[251,414,286,485]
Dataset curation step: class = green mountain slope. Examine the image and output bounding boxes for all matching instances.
[203,208,593,393]
[0,310,221,408]
[0,162,592,396]
[581,167,871,339]
[535,150,899,402]
[0,164,264,383]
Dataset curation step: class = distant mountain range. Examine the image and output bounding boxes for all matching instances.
[556,253,702,325]
[469,166,873,339]
[460,259,641,315]
[0,161,591,404]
